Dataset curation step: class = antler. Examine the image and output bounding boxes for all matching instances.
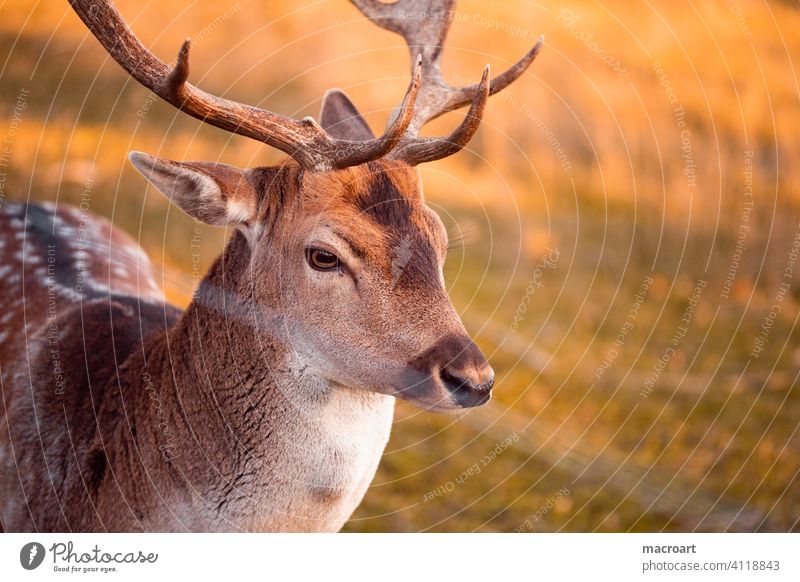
[68,0,421,172]
[350,0,543,165]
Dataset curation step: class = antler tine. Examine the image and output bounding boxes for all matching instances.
[332,55,423,168]
[350,0,543,165]
[393,64,490,165]
[165,38,191,98]
[446,35,544,112]
[351,0,457,131]
[69,0,421,171]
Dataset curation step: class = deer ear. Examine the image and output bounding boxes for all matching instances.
[319,89,375,141]
[128,152,258,226]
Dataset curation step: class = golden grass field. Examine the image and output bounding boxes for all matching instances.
[1,0,799,531]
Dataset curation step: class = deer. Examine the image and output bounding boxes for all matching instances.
[0,0,541,532]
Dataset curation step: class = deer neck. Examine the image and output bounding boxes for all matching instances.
[124,231,394,530]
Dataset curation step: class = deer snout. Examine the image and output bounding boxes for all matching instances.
[438,343,495,408]
[407,333,494,409]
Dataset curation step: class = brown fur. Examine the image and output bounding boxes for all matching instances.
[0,158,493,532]
[13,0,542,532]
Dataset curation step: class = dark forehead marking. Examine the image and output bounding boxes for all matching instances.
[392,233,442,290]
[354,163,414,230]
[344,163,447,289]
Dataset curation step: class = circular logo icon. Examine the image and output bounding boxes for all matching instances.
[20,542,46,570]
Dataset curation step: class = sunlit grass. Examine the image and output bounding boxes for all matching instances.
[1,0,798,531]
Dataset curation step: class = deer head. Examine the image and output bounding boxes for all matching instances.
[69,0,542,412]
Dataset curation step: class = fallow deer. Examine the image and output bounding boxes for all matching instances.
[0,0,541,532]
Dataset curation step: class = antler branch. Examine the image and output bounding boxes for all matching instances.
[69,0,421,171]
[350,0,543,165]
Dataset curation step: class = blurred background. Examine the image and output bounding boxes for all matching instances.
[1,0,799,531]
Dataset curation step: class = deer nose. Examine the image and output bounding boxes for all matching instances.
[408,333,495,408]
[435,337,494,407]
[439,364,494,407]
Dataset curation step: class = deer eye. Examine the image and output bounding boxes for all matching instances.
[306,248,339,272]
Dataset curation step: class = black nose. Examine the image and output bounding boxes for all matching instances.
[439,366,494,407]
[409,333,495,408]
